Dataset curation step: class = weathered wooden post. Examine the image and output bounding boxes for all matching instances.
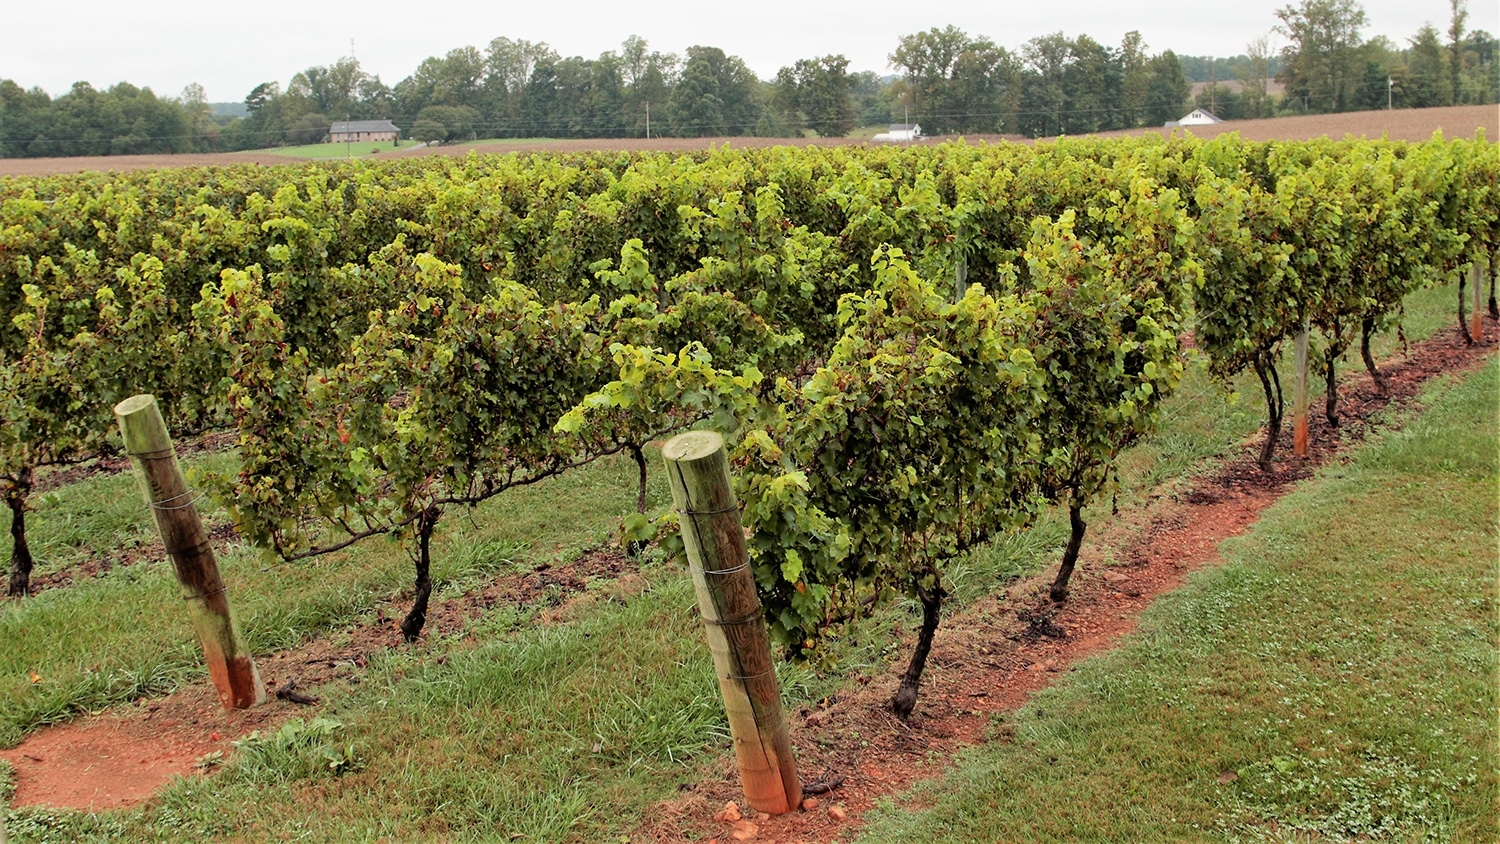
[114,395,266,710]
[1471,262,1484,341]
[1293,317,1310,457]
[662,431,801,815]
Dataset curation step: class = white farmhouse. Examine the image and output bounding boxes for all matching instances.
[871,123,922,143]
[1164,109,1223,128]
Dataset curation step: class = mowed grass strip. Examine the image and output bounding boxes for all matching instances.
[859,356,1499,844]
[0,449,662,745]
[256,140,411,159]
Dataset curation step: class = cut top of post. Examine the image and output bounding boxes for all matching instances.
[114,394,174,455]
[662,430,725,465]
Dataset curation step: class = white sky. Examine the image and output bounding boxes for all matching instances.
[5,0,1496,102]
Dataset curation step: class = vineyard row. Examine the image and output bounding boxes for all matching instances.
[2,135,1496,715]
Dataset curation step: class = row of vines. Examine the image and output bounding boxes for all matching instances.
[2,134,1496,717]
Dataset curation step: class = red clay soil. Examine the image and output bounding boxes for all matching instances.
[0,547,637,810]
[0,321,1493,827]
[2,106,1493,178]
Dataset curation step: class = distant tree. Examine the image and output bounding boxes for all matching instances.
[1275,0,1370,112]
[1061,34,1121,133]
[286,112,330,144]
[0,80,49,157]
[1195,83,1243,119]
[1461,29,1498,102]
[893,26,1017,134]
[668,46,759,136]
[408,117,446,144]
[1404,25,1451,107]
[483,37,557,135]
[1240,34,1278,118]
[413,105,479,141]
[1019,32,1071,136]
[849,70,896,127]
[952,39,1019,134]
[1119,31,1152,127]
[619,36,677,137]
[773,55,856,137]
[1448,0,1468,105]
[1144,50,1191,125]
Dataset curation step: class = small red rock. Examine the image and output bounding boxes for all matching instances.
[714,801,743,823]
[828,806,848,822]
[801,797,820,811]
[729,819,760,841]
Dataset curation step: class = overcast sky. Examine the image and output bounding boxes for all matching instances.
[6,0,1496,103]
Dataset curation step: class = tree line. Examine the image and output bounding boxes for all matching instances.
[0,0,1495,157]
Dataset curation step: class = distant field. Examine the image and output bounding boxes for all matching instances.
[263,140,413,159]
[1070,103,1499,143]
[0,105,1494,177]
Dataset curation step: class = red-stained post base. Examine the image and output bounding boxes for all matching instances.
[115,395,266,710]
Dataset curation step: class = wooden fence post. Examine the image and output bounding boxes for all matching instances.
[114,395,266,710]
[662,431,801,815]
[1293,318,1310,457]
[1471,262,1485,341]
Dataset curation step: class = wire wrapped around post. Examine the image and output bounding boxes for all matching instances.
[114,394,266,710]
[662,430,801,815]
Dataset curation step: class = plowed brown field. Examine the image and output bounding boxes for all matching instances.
[2,105,1493,177]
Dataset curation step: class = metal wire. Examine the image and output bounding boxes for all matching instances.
[689,562,751,576]
[680,503,740,516]
[148,490,206,511]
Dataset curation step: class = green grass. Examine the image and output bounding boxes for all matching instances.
[858,357,1498,843]
[0,449,665,747]
[254,140,412,159]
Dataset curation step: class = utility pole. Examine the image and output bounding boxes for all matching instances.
[646,102,651,139]
[1387,76,1393,110]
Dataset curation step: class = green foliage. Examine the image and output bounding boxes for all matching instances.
[2,134,1495,695]
[857,359,1499,844]
[229,717,359,782]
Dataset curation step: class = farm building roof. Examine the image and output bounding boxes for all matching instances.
[330,120,401,134]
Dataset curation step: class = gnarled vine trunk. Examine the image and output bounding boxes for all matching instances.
[1254,354,1285,472]
[626,443,650,557]
[399,507,440,643]
[6,472,34,598]
[1324,346,1340,428]
[1458,272,1474,345]
[1361,317,1388,396]
[892,581,944,720]
[1049,502,1087,603]
[629,443,648,515]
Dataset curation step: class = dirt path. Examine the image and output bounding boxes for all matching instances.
[1,322,1493,825]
